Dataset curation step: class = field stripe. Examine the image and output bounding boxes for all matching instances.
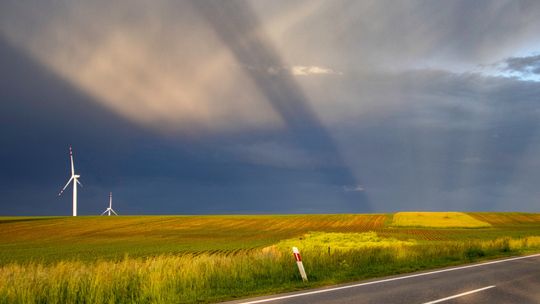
[422,285,495,304]
[236,253,540,304]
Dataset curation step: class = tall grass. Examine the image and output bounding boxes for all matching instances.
[1,235,539,304]
[0,252,295,304]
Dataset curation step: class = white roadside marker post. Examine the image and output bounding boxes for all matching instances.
[292,247,308,282]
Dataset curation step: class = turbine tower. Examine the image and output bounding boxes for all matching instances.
[58,146,82,216]
[101,192,118,216]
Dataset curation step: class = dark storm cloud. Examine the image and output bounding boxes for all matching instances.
[2,0,540,215]
[329,70,540,211]
[0,36,365,215]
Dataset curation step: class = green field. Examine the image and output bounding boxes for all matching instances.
[0,213,539,303]
[0,214,388,264]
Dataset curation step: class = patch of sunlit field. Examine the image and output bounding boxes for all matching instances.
[275,231,415,253]
[0,213,539,303]
[391,212,491,228]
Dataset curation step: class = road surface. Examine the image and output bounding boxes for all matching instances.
[223,253,540,304]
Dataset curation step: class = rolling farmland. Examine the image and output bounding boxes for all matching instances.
[0,213,539,303]
[0,214,389,264]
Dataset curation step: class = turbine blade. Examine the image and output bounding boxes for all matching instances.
[111,209,118,216]
[70,146,75,176]
[58,176,74,196]
[76,179,83,187]
[101,209,108,216]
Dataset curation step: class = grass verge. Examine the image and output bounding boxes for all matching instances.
[1,234,539,303]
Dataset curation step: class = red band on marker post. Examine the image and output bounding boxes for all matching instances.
[292,247,308,282]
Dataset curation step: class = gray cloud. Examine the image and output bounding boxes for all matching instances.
[252,0,540,73]
[190,1,371,211]
[502,54,540,75]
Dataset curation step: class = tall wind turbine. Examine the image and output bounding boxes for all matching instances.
[101,192,118,216]
[58,146,82,216]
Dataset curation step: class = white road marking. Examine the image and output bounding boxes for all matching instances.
[236,253,540,304]
[422,285,495,304]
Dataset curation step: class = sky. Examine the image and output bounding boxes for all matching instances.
[1,0,540,215]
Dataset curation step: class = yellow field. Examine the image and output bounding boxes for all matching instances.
[275,231,415,252]
[392,212,491,228]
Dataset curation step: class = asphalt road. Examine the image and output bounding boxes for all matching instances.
[223,253,540,304]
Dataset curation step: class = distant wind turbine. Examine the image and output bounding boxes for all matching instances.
[101,192,118,216]
[58,146,82,216]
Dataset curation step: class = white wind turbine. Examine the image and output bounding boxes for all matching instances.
[101,192,118,216]
[58,146,82,216]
